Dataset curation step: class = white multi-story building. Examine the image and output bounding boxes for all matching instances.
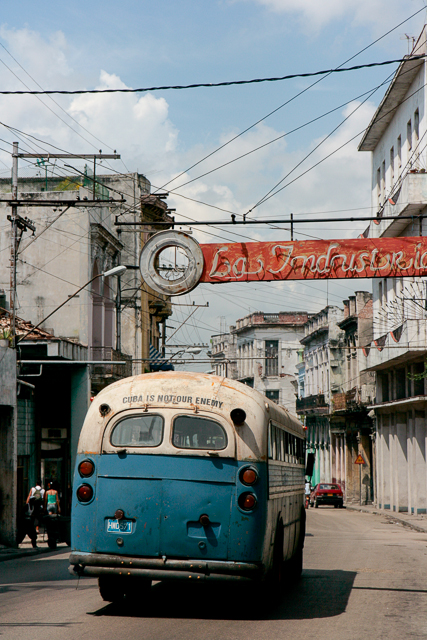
[358,26,427,514]
[211,311,309,413]
[296,306,345,486]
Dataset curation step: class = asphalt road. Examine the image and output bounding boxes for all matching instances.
[1,508,427,640]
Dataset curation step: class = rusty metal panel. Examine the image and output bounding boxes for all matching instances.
[200,236,427,283]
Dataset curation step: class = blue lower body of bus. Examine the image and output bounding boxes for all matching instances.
[69,452,304,583]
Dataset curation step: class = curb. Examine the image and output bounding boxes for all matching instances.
[345,504,427,534]
[0,545,56,563]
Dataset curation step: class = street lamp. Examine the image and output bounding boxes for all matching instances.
[16,265,127,345]
[168,346,202,362]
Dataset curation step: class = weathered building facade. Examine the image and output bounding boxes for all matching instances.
[210,312,309,413]
[210,330,237,379]
[296,306,345,486]
[0,169,173,544]
[358,26,427,513]
[334,292,375,504]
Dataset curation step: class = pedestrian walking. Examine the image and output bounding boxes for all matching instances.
[44,481,61,515]
[26,481,45,533]
[305,479,312,508]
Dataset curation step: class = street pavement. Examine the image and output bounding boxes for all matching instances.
[1,508,427,639]
[2,501,427,563]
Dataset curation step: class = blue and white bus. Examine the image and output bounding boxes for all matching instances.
[69,372,307,602]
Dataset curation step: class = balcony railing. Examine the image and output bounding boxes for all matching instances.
[90,347,133,380]
[296,394,328,412]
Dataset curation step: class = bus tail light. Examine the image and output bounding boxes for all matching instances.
[240,467,258,486]
[77,484,93,503]
[238,492,257,511]
[78,460,95,478]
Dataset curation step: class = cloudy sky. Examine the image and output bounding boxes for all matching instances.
[0,1,425,364]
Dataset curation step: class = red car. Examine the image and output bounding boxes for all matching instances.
[310,483,344,508]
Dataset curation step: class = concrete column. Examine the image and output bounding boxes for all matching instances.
[390,413,397,511]
[325,443,331,482]
[395,412,408,512]
[380,414,391,509]
[343,435,347,497]
[0,347,17,547]
[331,434,336,482]
[0,407,17,546]
[70,366,91,482]
[407,410,414,515]
[375,418,381,507]
[415,410,426,514]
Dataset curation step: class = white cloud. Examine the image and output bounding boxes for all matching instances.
[68,71,178,168]
[0,26,378,346]
[243,0,425,34]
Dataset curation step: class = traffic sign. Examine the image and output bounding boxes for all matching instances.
[354,454,365,465]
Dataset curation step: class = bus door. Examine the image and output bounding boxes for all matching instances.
[94,411,235,560]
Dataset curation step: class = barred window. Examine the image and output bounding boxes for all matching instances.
[265,340,278,376]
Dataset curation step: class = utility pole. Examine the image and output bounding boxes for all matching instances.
[4,147,123,347]
[9,142,36,347]
[115,271,122,352]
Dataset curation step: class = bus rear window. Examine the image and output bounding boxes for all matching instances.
[111,414,164,447]
[172,415,227,450]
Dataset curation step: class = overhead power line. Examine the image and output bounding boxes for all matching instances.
[0,57,424,96]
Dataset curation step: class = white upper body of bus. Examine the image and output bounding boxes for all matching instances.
[78,371,304,462]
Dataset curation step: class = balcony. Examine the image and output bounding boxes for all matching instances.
[369,172,427,239]
[330,388,362,413]
[148,295,172,319]
[361,319,427,372]
[90,347,133,390]
[296,394,328,414]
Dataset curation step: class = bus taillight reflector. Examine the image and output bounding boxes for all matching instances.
[240,468,258,485]
[238,493,257,511]
[77,484,93,503]
[78,460,94,477]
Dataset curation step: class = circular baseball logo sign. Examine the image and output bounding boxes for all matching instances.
[139,230,204,296]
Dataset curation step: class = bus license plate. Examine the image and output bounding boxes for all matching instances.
[107,519,133,534]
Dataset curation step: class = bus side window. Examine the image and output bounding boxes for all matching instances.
[275,428,282,462]
[298,438,304,464]
[268,423,273,459]
[271,425,277,460]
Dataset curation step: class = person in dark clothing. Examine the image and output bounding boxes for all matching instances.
[17,503,38,548]
[26,480,45,533]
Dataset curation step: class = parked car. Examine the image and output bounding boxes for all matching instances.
[310,483,344,508]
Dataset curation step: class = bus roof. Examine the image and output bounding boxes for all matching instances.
[79,371,305,456]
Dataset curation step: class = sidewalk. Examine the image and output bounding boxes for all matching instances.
[0,532,65,563]
[345,503,427,533]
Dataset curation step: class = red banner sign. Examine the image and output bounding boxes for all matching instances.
[200,236,427,283]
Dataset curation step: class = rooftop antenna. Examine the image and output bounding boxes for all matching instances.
[400,33,415,54]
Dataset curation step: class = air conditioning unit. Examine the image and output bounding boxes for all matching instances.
[42,428,67,439]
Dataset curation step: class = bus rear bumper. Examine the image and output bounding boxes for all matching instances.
[69,552,261,582]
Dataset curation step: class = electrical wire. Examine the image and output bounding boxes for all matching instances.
[0,56,423,96]
[154,7,426,195]
[0,40,115,152]
[163,75,405,194]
